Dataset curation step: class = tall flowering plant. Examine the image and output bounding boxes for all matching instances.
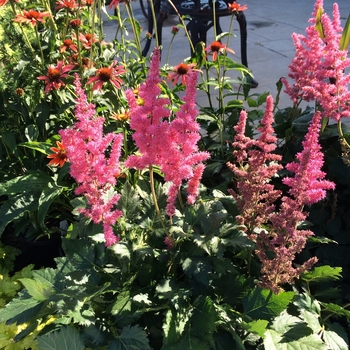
[228,96,335,293]
[1,0,350,348]
[125,48,210,219]
[60,74,124,247]
[282,0,350,134]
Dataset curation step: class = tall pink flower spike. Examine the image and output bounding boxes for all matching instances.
[60,74,124,247]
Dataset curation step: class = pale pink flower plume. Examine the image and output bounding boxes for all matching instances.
[60,74,123,247]
[125,48,209,216]
[283,0,350,121]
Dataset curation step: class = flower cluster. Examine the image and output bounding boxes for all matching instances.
[60,74,124,246]
[125,48,210,216]
[282,0,350,121]
[229,96,335,293]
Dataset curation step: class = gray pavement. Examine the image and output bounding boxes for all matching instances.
[103,0,350,109]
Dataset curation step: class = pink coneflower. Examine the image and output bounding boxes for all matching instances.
[205,41,235,61]
[13,10,51,26]
[37,60,75,94]
[87,61,126,91]
[78,33,98,49]
[55,0,78,11]
[108,0,121,9]
[167,62,201,86]
[60,39,78,53]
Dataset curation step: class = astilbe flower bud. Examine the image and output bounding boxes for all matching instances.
[229,96,335,293]
[60,74,123,247]
[125,48,209,216]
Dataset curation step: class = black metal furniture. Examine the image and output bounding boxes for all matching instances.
[141,0,258,87]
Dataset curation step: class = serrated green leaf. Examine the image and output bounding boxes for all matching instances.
[182,257,212,285]
[299,310,321,333]
[320,302,350,319]
[301,266,342,283]
[293,293,321,316]
[264,330,326,350]
[61,238,97,270]
[18,278,52,301]
[243,288,295,320]
[244,319,269,338]
[192,296,217,334]
[321,329,349,350]
[111,290,132,315]
[163,307,191,345]
[0,291,42,324]
[107,325,150,350]
[37,326,84,350]
[269,311,311,339]
[109,242,131,260]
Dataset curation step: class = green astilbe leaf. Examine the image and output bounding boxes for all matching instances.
[243,288,295,321]
[0,290,42,325]
[107,325,150,350]
[37,326,84,350]
[300,266,342,283]
[264,311,326,350]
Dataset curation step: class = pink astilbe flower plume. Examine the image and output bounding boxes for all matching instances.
[283,111,335,205]
[229,96,335,293]
[125,48,209,216]
[282,0,350,121]
[60,74,123,247]
[227,95,283,232]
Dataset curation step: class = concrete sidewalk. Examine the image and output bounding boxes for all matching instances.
[103,0,350,109]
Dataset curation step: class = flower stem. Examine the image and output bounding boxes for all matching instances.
[149,165,169,235]
[34,26,45,69]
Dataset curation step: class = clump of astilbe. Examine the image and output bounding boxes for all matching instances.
[282,0,350,121]
[125,48,209,217]
[60,74,124,247]
[228,97,335,293]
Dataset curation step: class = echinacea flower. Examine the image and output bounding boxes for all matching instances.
[69,18,81,28]
[13,10,51,26]
[205,41,235,61]
[78,32,98,49]
[87,61,126,91]
[37,60,75,94]
[227,1,247,13]
[111,110,130,122]
[167,62,201,85]
[0,0,9,6]
[56,0,78,11]
[60,39,78,53]
[70,54,91,69]
[82,0,93,6]
[47,140,68,167]
[108,0,121,9]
